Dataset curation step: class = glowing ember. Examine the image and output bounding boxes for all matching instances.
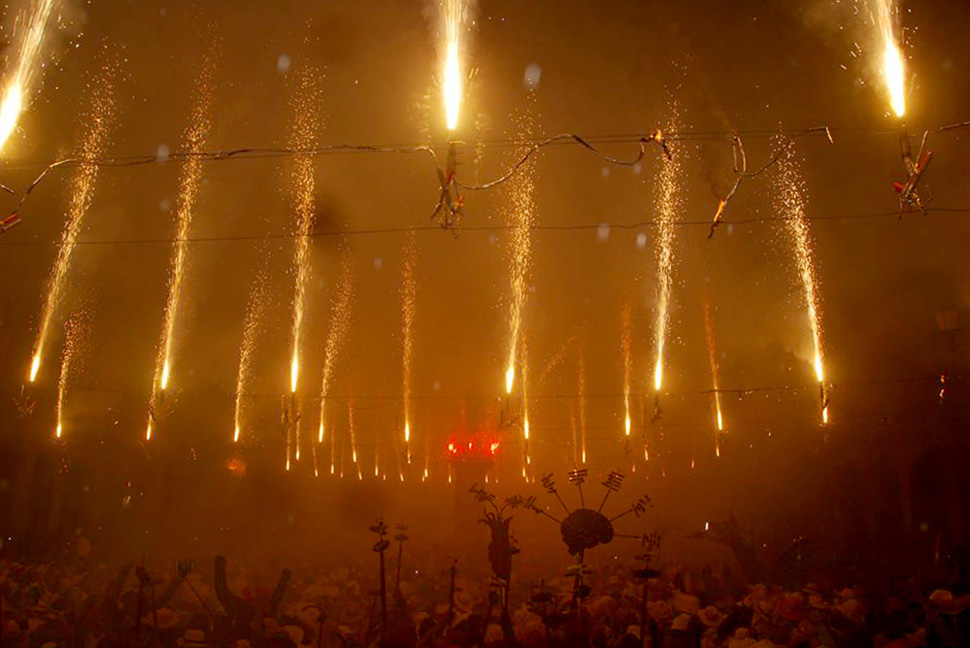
[233,273,268,443]
[401,235,417,461]
[703,301,725,457]
[775,143,828,424]
[652,108,683,394]
[317,255,355,447]
[29,65,115,385]
[621,303,633,437]
[148,68,212,439]
[439,0,468,130]
[0,0,58,153]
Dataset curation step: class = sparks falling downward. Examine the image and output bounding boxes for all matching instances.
[147,69,213,440]
[55,310,88,439]
[869,0,906,117]
[579,350,588,464]
[621,303,633,438]
[504,94,538,395]
[401,235,417,462]
[233,273,269,443]
[0,0,57,153]
[703,301,725,457]
[439,0,468,130]
[652,110,683,394]
[521,337,531,476]
[317,256,355,447]
[29,65,116,385]
[775,144,828,423]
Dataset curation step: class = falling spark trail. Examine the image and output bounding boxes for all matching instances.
[349,406,361,480]
[504,95,538,395]
[775,144,827,423]
[866,0,906,117]
[652,109,683,394]
[703,301,724,457]
[521,337,531,477]
[538,326,584,385]
[55,311,88,439]
[233,273,269,443]
[621,303,633,438]
[147,67,213,439]
[29,65,115,384]
[439,0,468,130]
[317,255,355,447]
[401,235,417,462]
[578,351,587,464]
[0,0,57,152]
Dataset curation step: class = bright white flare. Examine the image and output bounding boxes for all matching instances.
[869,0,906,117]
[443,40,462,130]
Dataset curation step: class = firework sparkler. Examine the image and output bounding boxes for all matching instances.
[776,144,828,423]
[233,273,269,443]
[146,69,213,440]
[867,0,906,117]
[317,255,355,451]
[621,303,633,439]
[652,110,683,395]
[439,0,469,130]
[401,235,417,463]
[703,301,725,456]
[55,309,88,439]
[0,0,58,153]
[28,64,116,385]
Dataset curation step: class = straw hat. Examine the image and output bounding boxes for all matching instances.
[928,589,970,615]
[672,592,700,615]
[177,628,208,647]
[698,605,725,628]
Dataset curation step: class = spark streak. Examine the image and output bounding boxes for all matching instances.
[439,0,468,130]
[233,273,269,443]
[401,235,417,461]
[29,64,115,384]
[621,303,633,437]
[504,95,537,395]
[0,0,57,152]
[775,144,828,423]
[522,337,531,475]
[703,301,725,457]
[147,68,213,439]
[652,109,683,394]
[868,0,906,117]
[317,255,355,445]
[578,350,587,464]
[55,310,88,439]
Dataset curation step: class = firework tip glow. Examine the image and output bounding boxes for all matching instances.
[440,0,467,130]
[872,0,906,117]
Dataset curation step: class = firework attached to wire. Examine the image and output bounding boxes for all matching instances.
[652,110,683,395]
[0,0,58,153]
[233,273,269,443]
[504,96,538,395]
[28,64,116,385]
[317,255,355,450]
[146,67,213,440]
[438,0,469,130]
[775,144,828,424]
[55,309,89,439]
[703,301,725,457]
[401,234,417,463]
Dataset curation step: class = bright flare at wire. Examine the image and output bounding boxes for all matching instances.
[652,110,683,393]
[870,0,906,117]
[0,0,57,152]
[29,66,116,384]
[147,71,212,439]
[439,0,468,130]
[776,144,828,424]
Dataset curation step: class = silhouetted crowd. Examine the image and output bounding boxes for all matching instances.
[2,543,969,648]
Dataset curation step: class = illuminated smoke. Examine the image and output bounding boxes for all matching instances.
[652,108,684,393]
[317,254,355,448]
[621,303,633,438]
[0,0,58,152]
[286,64,324,395]
[503,93,537,395]
[29,63,116,384]
[55,308,89,439]
[233,272,269,443]
[147,65,213,439]
[775,143,828,423]
[401,234,417,462]
[703,301,725,457]
[438,0,469,129]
